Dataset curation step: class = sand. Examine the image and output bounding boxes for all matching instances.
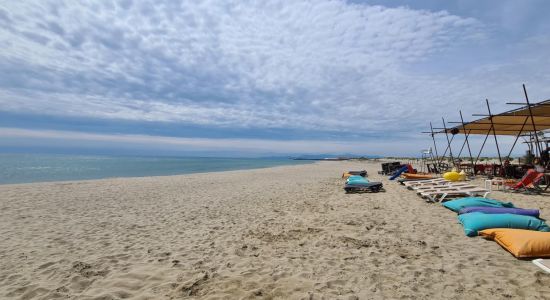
[1,160,549,299]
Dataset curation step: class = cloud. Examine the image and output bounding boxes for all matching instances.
[0,127,527,157]
[0,0,485,134]
[0,127,421,155]
[0,0,549,157]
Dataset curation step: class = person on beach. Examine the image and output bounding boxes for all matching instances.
[533,158,545,173]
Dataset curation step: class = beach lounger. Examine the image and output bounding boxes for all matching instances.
[410,180,467,188]
[409,181,469,191]
[403,178,445,185]
[420,188,490,203]
[414,183,476,193]
[398,177,435,184]
[533,259,550,274]
[416,187,480,199]
[505,169,545,194]
[420,187,490,202]
[344,181,383,193]
[403,178,447,188]
[408,179,473,191]
[415,183,478,191]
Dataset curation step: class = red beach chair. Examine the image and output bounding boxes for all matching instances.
[505,169,544,193]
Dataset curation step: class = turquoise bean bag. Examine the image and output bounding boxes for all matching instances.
[457,212,550,237]
[442,197,514,212]
[347,176,369,184]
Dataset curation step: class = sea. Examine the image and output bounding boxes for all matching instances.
[0,153,313,185]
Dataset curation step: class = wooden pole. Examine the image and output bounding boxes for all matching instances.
[486,99,503,166]
[442,117,455,167]
[523,84,542,157]
[460,110,475,174]
[430,122,440,170]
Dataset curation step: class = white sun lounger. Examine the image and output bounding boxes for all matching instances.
[407,181,454,191]
[415,183,477,193]
[407,180,473,191]
[420,187,490,202]
[419,185,486,195]
[412,181,474,191]
[403,178,446,188]
[533,259,550,274]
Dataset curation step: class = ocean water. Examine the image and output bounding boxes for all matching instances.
[0,154,312,185]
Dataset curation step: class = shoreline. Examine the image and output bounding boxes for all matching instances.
[0,162,316,187]
[1,160,548,299]
[0,156,316,186]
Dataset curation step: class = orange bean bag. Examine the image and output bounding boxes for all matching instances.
[401,173,433,180]
[479,228,550,258]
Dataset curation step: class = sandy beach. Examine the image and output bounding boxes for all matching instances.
[1,160,549,299]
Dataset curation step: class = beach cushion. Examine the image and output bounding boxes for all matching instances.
[347,176,369,184]
[458,206,540,218]
[443,197,514,212]
[443,171,461,182]
[458,212,550,237]
[342,171,366,179]
[479,228,550,258]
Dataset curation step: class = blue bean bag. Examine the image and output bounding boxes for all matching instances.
[458,206,540,218]
[442,197,514,212]
[457,212,550,237]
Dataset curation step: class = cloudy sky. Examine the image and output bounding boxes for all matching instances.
[0,0,549,156]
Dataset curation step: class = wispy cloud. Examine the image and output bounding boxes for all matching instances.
[0,127,421,155]
[0,127,523,157]
[0,1,481,131]
[0,1,549,155]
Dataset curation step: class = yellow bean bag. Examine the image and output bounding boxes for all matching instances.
[443,171,461,181]
[479,228,550,258]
